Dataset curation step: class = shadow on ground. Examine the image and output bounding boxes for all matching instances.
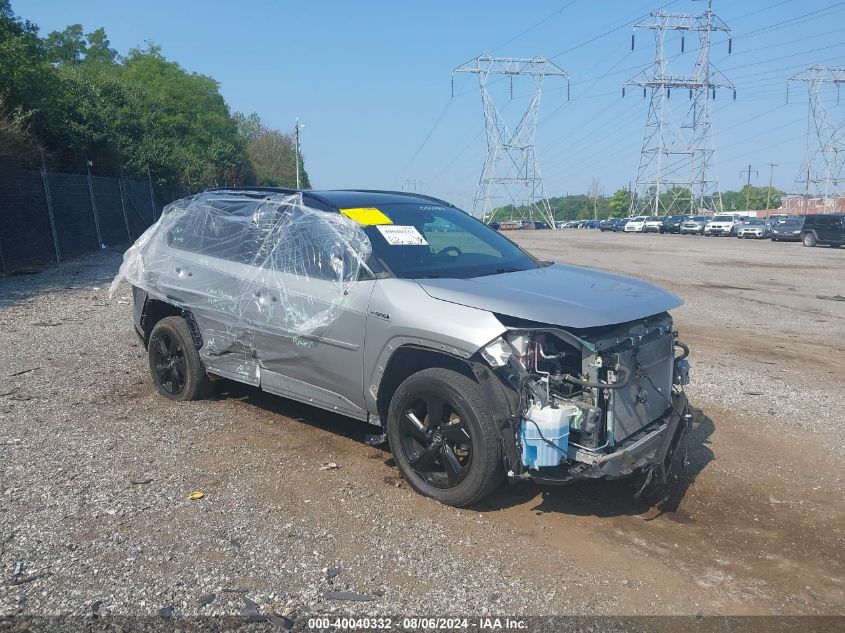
[476,405,715,518]
[217,377,715,519]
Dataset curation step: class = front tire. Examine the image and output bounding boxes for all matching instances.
[803,233,817,247]
[148,316,213,401]
[387,368,504,507]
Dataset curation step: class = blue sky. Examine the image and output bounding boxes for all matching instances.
[14,0,845,208]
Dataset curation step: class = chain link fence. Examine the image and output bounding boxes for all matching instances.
[0,167,162,272]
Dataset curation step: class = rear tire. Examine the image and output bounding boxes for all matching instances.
[148,316,213,401]
[387,368,504,507]
[803,233,817,247]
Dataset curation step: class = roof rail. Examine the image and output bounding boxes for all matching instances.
[202,187,337,210]
[339,189,456,208]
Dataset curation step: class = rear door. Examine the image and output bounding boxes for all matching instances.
[815,216,832,242]
[829,216,845,243]
[158,207,265,386]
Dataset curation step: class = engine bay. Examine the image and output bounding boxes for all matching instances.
[482,312,689,478]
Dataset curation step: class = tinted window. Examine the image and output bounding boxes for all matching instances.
[360,204,539,279]
[712,215,733,222]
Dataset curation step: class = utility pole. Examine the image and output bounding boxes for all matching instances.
[740,164,758,210]
[294,118,305,189]
[453,55,569,228]
[625,1,734,216]
[766,163,778,209]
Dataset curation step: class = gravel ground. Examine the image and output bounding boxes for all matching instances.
[0,251,616,622]
[1,234,843,625]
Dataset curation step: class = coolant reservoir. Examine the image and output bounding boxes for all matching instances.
[520,404,577,470]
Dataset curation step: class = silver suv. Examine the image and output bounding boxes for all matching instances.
[113,189,692,507]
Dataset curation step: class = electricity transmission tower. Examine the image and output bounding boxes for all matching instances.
[453,55,568,226]
[625,1,734,217]
[788,65,845,208]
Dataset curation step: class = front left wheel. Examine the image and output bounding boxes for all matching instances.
[387,368,504,507]
[148,316,213,401]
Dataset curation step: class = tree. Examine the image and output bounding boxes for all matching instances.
[234,111,262,143]
[1,2,312,196]
[609,188,631,217]
[247,126,311,189]
[83,28,117,64]
[722,185,783,211]
[0,101,37,165]
[44,24,86,64]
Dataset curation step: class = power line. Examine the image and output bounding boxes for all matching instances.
[491,0,579,52]
[549,0,681,59]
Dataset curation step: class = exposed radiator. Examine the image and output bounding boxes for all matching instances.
[608,333,674,443]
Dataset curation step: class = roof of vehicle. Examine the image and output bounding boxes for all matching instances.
[205,187,456,212]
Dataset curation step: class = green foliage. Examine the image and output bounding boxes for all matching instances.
[722,185,784,211]
[497,183,787,222]
[0,2,309,195]
[609,189,631,217]
[246,125,311,189]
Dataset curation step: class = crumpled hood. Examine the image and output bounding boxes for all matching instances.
[416,263,682,329]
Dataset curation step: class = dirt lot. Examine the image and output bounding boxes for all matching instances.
[1,232,843,622]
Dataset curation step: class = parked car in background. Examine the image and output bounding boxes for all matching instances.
[663,215,690,234]
[533,220,551,230]
[624,216,648,233]
[680,216,709,235]
[767,213,790,225]
[599,218,627,232]
[586,219,602,229]
[610,218,628,232]
[487,221,500,230]
[704,214,741,236]
[116,188,692,507]
[802,214,845,248]
[643,216,666,234]
[770,218,804,242]
[736,218,771,239]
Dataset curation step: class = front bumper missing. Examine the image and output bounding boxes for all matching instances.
[522,392,690,486]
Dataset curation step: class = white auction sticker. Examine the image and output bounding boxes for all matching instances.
[376,225,428,246]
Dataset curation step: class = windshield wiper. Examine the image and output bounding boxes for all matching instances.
[494,267,522,274]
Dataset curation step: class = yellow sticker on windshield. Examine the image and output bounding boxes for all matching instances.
[340,207,393,226]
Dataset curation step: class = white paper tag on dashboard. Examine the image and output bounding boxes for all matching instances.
[376,225,428,246]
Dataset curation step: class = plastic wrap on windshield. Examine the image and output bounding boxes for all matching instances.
[110,191,372,356]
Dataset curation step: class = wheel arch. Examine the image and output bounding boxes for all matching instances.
[139,294,203,350]
[375,345,476,425]
[374,344,522,472]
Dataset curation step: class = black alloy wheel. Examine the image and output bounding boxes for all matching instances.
[151,330,187,395]
[148,316,213,401]
[398,393,472,488]
[387,368,503,506]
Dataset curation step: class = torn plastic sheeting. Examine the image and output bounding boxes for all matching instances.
[110,191,373,340]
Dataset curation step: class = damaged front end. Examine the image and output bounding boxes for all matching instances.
[479,312,692,492]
